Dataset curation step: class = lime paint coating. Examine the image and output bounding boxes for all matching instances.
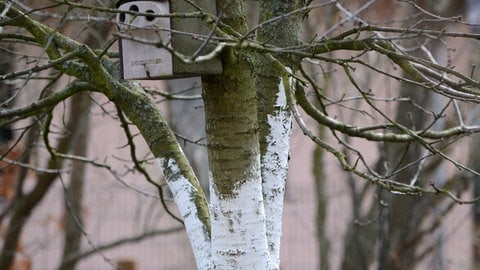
[210,177,271,269]
[156,156,211,270]
[261,75,293,269]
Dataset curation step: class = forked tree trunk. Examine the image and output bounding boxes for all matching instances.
[0,1,298,269]
[200,0,299,267]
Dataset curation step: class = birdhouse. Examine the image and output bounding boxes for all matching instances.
[116,0,222,80]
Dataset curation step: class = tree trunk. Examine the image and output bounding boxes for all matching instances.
[0,90,87,269]
[256,2,301,266]
[59,5,112,266]
[59,92,90,270]
[166,78,209,193]
[110,80,211,269]
[202,47,271,268]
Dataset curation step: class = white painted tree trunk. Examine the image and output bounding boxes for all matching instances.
[210,175,271,269]
[155,74,294,270]
[261,76,293,269]
[156,155,211,270]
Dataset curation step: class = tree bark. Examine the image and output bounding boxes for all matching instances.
[110,81,211,269]
[202,47,270,268]
[255,64,293,268]
[166,78,209,193]
[256,1,302,266]
[59,92,90,270]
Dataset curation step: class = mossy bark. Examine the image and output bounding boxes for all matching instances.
[202,47,271,268]
[202,50,259,196]
[201,1,275,267]
[106,80,212,268]
[202,0,260,197]
[110,81,211,225]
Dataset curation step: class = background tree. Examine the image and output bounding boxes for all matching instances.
[0,0,479,269]
[323,1,474,269]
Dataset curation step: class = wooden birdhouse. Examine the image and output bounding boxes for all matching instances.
[116,0,222,80]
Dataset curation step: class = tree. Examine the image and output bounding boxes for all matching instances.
[0,0,479,269]
[330,1,476,269]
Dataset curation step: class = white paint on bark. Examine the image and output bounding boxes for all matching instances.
[156,156,211,270]
[261,75,293,269]
[210,176,271,269]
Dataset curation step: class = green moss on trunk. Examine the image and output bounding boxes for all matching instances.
[109,81,210,231]
[202,49,261,197]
